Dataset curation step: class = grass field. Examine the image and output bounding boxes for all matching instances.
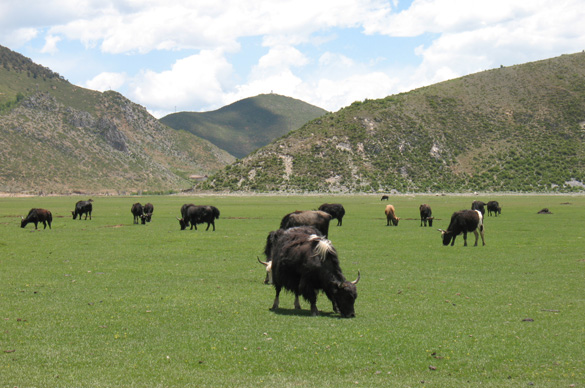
[1,194,584,387]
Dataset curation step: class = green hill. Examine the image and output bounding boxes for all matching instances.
[202,52,585,193]
[160,94,328,159]
[0,45,235,194]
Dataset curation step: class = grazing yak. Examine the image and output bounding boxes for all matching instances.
[419,204,433,227]
[131,203,144,224]
[21,208,52,229]
[280,210,332,237]
[318,203,345,226]
[179,203,196,227]
[142,203,154,223]
[438,209,485,247]
[264,226,360,317]
[487,201,501,217]
[471,200,486,216]
[177,205,220,231]
[72,199,93,220]
[381,195,389,201]
[385,204,400,226]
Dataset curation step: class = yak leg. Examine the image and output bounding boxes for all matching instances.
[308,290,319,316]
[463,231,468,246]
[34,221,38,230]
[473,230,479,246]
[479,227,485,246]
[294,295,301,310]
[271,287,281,310]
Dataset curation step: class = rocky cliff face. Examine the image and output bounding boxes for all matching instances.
[0,90,234,194]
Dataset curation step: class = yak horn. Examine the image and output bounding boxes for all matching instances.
[176,217,181,221]
[351,270,361,285]
[257,256,269,266]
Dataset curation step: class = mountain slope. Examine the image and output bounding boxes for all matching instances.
[160,94,327,158]
[0,45,234,194]
[202,52,585,193]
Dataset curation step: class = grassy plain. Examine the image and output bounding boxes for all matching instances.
[1,194,584,387]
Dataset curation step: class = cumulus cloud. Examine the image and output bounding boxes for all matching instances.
[2,0,585,117]
[41,35,62,54]
[85,72,127,92]
[127,49,234,114]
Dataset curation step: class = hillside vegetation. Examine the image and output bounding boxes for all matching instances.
[0,45,234,194]
[160,94,327,158]
[203,52,585,193]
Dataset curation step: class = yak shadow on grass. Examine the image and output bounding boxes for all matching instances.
[270,308,338,318]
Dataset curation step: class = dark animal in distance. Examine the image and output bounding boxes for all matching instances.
[471,200,486,216]
[385,204,400,226]
[381,195,389,201]
[179,203,196,227]
[21,208,52,229]
[264,226,360,317]
[419,204,433,227]
[438,209,485,247]
[72,199,93,220]
[486,201,501,217]
[142,203,154,223]
[131,203,144,224]
[177,205,220,231]
[280,210,332,237]
[318,203,345,226]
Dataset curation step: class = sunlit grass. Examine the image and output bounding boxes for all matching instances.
[1,194,584,387]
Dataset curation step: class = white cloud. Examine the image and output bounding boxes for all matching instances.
[128,49,234,114]
[85,72,127,92]
[41,35,62,54]
[3,0,585,117]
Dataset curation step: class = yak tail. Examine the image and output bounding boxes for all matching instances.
[309,234,334,261]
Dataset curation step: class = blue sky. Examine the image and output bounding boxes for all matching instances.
[2,0,585,118]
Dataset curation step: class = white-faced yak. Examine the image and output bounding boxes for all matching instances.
[264,226,359,318]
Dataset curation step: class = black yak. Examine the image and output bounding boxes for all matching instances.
[21,208,52,229]
[419,204,433,227]
[177,205,220,231]
[142,203,154,223]
[318,203,345,226]
[264,226,359,318]
[72,199,93,220]
[131,203,144,224]
[487,201,501,217]
[438,209,485,247]
[280,210,332,237]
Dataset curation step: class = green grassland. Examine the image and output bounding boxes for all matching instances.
[1,195,584,387]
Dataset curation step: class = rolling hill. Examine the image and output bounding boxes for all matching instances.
[201,52,585,193]
[0,45,235,194]
[160,94,328,159]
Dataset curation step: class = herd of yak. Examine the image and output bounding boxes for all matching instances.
[19,197,502,318]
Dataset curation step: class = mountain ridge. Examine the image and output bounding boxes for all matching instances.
[201,52,585,193]
[0,45,234,194]
[160,94,327,158]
